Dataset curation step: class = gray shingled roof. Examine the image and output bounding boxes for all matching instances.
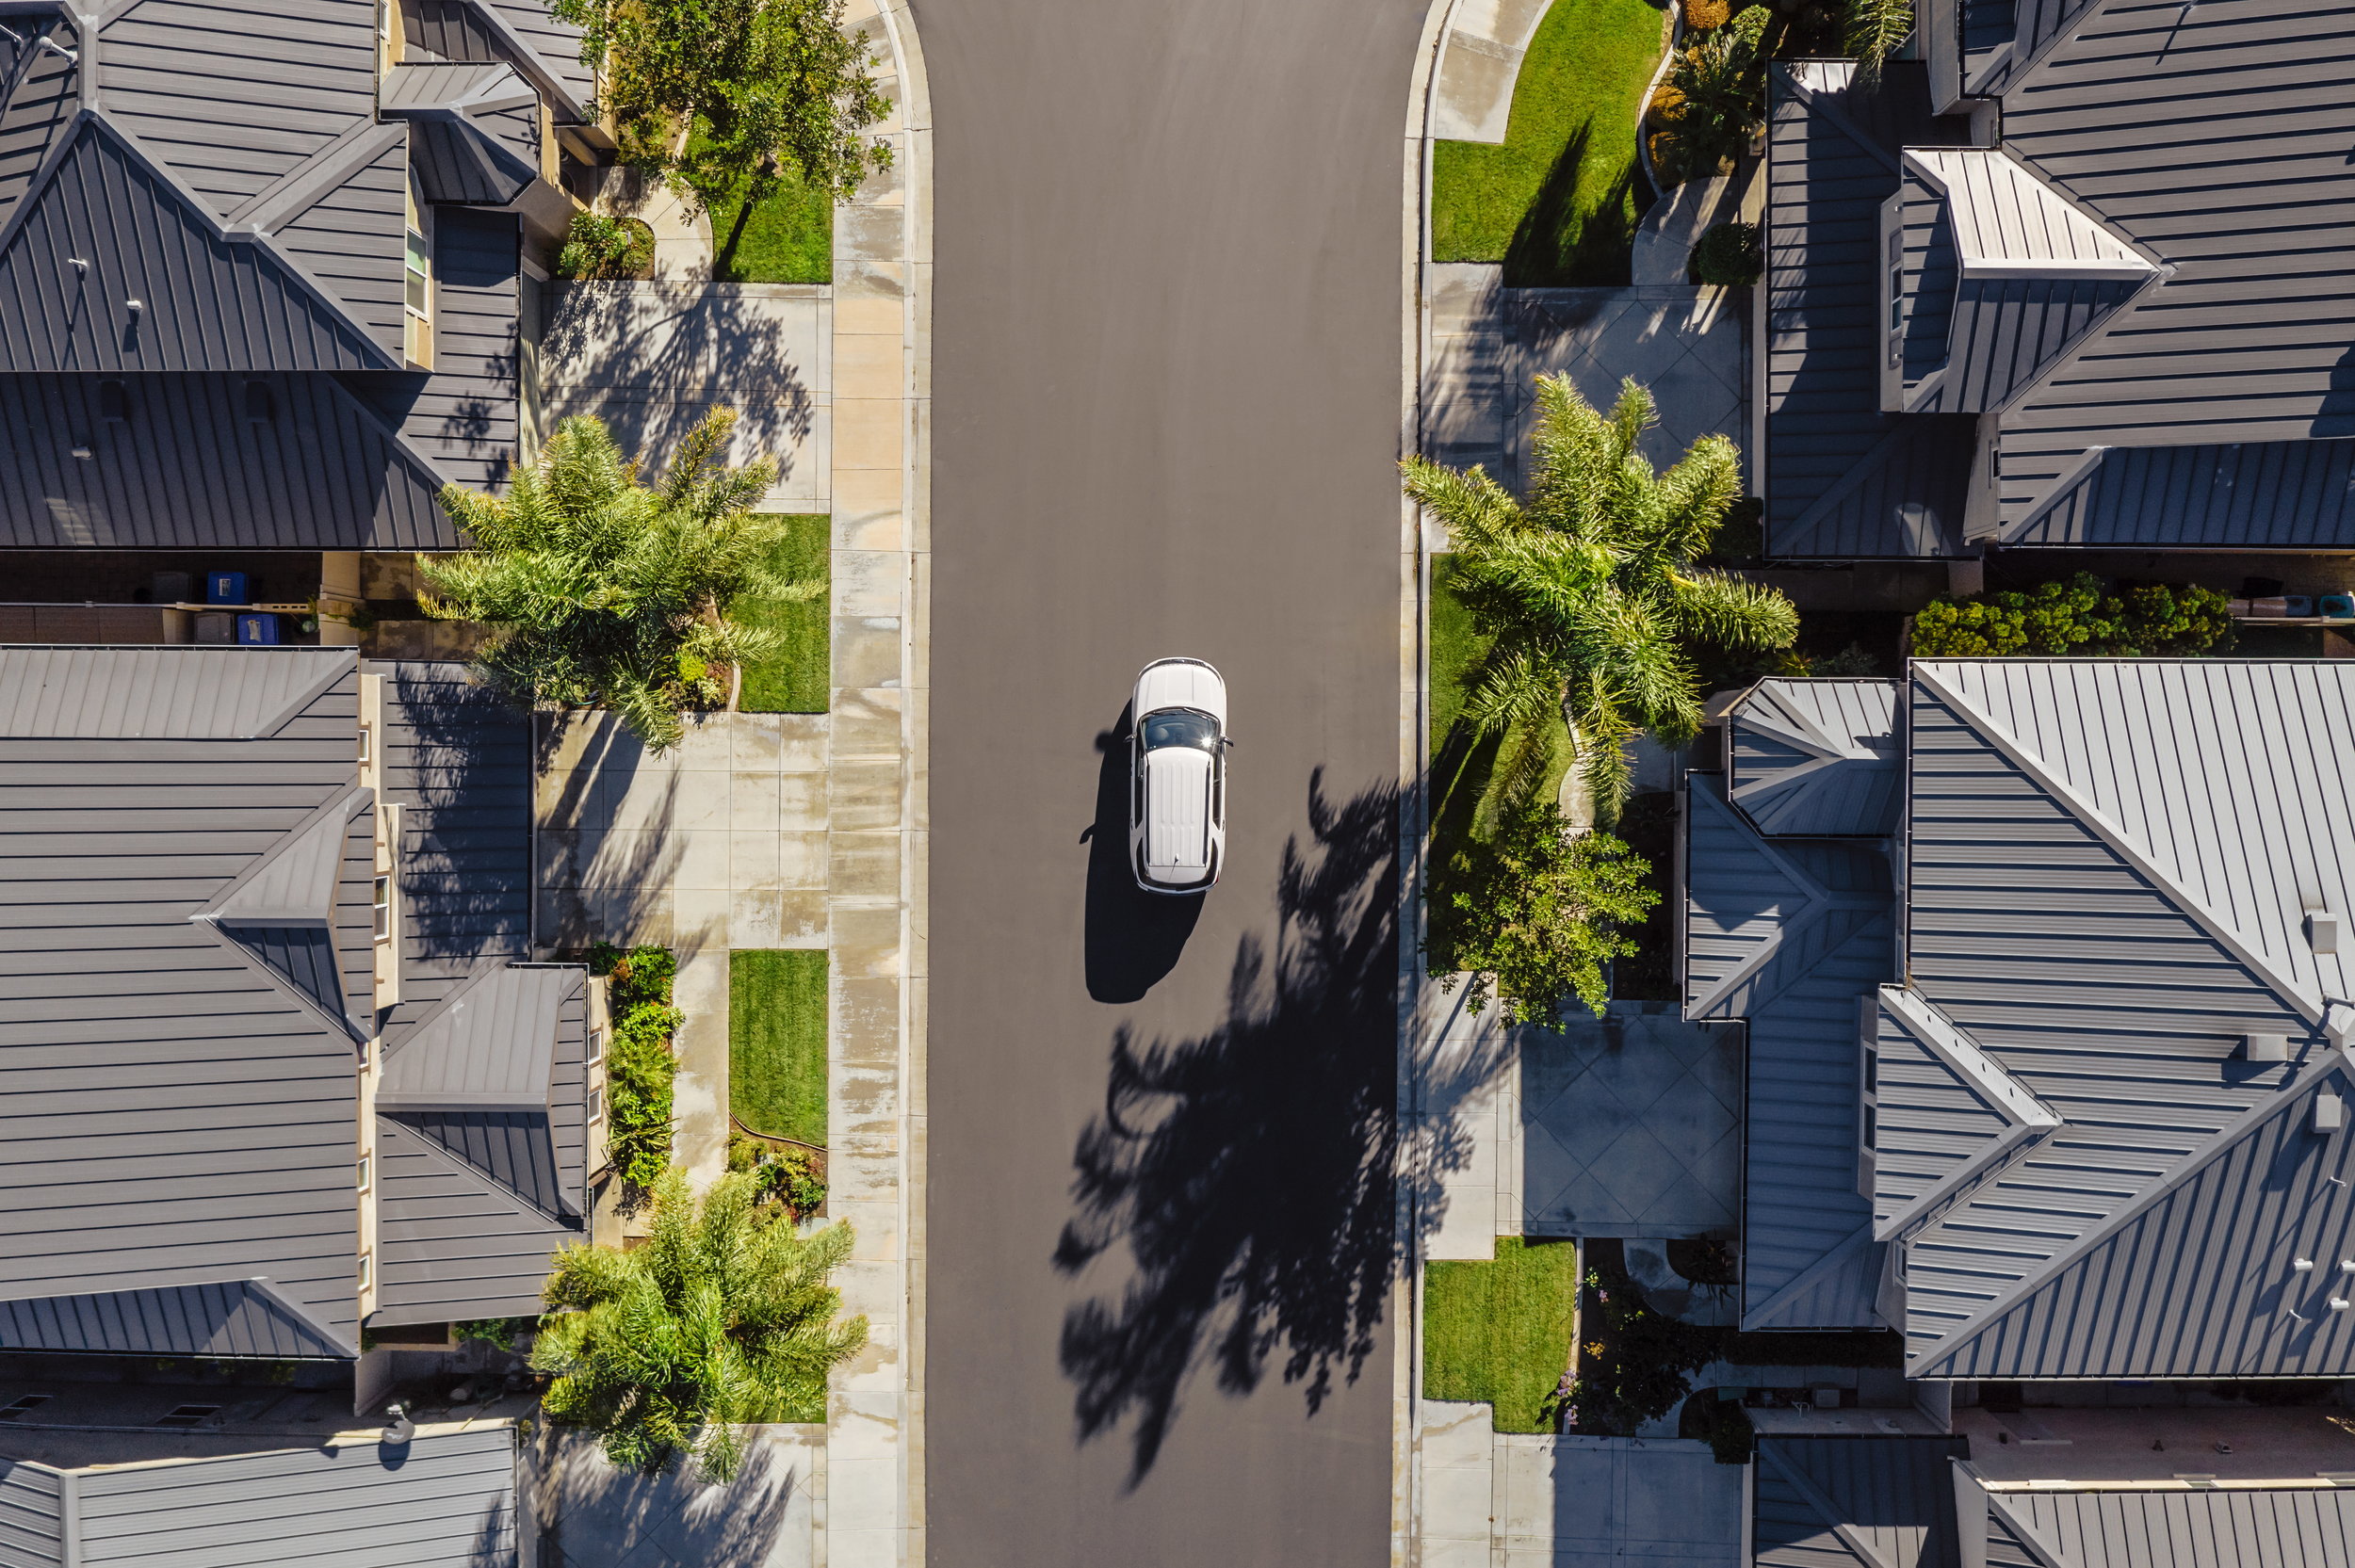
[1768,3,2355,555]
[0,1424,517,1568]
[1755,1436,1968,1568]
[0,647,370,1357]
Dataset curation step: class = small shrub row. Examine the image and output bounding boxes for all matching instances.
[592,943,681,1188]
[1912,573,2234,658]
[555,210,655,281]
[727,1133,828,1220]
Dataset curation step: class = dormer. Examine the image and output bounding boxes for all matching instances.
[1877,147,2154,415]
[1923,0,2105,112]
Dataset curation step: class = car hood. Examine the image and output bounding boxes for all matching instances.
[1143,747,1214,874]
[1135,661,1226,727]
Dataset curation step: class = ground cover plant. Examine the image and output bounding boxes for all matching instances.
[1431,0,1666,285]
[422,409,821,752]
[1688,219,1760,285]
[555,210,656,280]
[1423,1237,1582,1434]
[1647,6,1770,186]
[534,1169,866,1477]
[728,948,829,1147]
[735,514,833,712]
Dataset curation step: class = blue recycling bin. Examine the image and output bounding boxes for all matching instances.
[2322,593,2355,620]
[205,570,247,606]
[236,612,281,645]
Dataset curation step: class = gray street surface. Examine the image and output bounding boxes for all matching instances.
[922,0,1430,1559]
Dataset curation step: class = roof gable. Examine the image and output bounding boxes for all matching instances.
[0,1277,352,1359]
[1728,679,1901,837]
[381,962,573,1112]
[1870,985,2061,1240]
[1756,1436,1969,1568]
[0,117,397,372]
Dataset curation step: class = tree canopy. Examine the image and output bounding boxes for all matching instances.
[532,1168,867,1480]
[1403,374,1795,821]
[420,408,819,752]
[553,0,894,208]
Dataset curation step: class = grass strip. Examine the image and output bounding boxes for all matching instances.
[1423,1237,1582,1433]
[1431,0,1667,285]
[706,170,833,284]
[728,949,829,1147]
[737,514,831,714]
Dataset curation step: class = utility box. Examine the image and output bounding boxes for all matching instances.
[205,570,247,606]
[2245,1033,2290,1063]
[235,612,280,645]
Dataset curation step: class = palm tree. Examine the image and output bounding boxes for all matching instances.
[1404,375,1795,821]
[1843,0,1913,84]
[420,407,820,752]
[531,1168,867,1480]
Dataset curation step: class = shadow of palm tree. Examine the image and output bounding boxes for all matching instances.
[1054,771,1404,1483]
[1503,121,1653,289]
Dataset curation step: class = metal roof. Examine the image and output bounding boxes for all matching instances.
[1755,1436,1968,1568]
[381,963,573,1112]
[1770,2,2355,554]
[381,62,540,207]
[1976,1478,2355,1568]
[1685,775,1894,1328]
[404,0,595,121]
[0,1424,518,1568]
[368,663,584,1327]
[0,1280,350,1361]
[1727,679,1901,837]
[397,207,523,492]
[0,371,460,550]
[2003,439,2355,549]
[1881,660,2355,1378]
[1762,62,1975,558]
[0,647,371,1357]
[1903,149,2151,280]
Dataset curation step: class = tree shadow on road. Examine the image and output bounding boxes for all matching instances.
[1083,707,1202,1004]
[1054,770,1408,1484]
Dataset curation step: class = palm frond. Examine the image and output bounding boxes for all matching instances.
[1402,455,1527,556]
[1665,569,1800,653]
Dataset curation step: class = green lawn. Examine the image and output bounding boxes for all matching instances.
[1423,1237,1582,1433]
[1431,0,1668,285]
[728,949,829,1146]
[709,171,834,284]
[736,515,831,714]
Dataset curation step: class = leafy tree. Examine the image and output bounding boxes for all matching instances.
[1843,0,1913,82]
[552,0,893,209]
[420,409,819,752]
[1428,800,1659,1024]
[533,1168,867,1479]
[1911,573,2235,658]
[1403,375,1796,819]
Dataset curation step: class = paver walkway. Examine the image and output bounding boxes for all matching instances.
[1423,267,1746,494]
[539,282,832,513]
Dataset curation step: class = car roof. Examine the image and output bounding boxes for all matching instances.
[1143,747,1213,873]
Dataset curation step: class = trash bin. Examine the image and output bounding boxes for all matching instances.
[235,612,281,645]
[192,612,236,645]
[151,570,191,604]
[205,570,247,606]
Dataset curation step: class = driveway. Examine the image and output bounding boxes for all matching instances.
[921,0,1427,1557]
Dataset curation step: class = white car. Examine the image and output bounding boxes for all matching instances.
[1129,658,1229,894]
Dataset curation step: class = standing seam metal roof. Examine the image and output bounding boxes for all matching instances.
[1755,1436,1969,1568]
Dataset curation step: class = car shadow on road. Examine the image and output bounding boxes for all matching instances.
[1083,708,1203,1004]
[1056,769,1410,1485]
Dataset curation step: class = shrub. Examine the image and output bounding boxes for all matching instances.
[1427,800,1661,1025]
[727,1134,828,1220]
[454,1316,536,1351]
[1689,220,1762,285]
[608,995,683,1190]
[1653,7,1771,185]
[1683,0,1732,27]
[1912,573,2235,659]
[555,210,654,281]
[593,943,679,1011]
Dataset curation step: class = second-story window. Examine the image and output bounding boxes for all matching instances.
[373,875,394,942]
[403,185,431,365]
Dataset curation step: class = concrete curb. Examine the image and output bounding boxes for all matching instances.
[821,0,931,1558]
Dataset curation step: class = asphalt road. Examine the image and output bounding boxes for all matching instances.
[920,0,1431,1559]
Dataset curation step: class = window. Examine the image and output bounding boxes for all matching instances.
[356,1154,371,1192]
[357,723,372,765]
[586,1026,604,1066]
[357,1253,372,1290]
[97,380,128,422]
[587,1086,605,1123]
[373,875,393,942]
[1862,1105,1878,1149]
[1862,1045,1877,1095]
[402,186,431,364]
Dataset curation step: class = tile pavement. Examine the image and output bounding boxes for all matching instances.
[529,1425,823,1568]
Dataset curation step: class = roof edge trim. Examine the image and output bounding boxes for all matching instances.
[1881,984,2060,1130]
[1910,662,2326,1024]
[1775,60,1902,174]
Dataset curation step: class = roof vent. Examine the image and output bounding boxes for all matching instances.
[0,1394,53,1422]
[2246,1033,2290,1063]
[2311,912,2342,954]
[2316,1092,2346,1136]
[243,379,276,424]
[2296,1256,2317,1271]
[97,380,128,423]
[153,1403,220,1430]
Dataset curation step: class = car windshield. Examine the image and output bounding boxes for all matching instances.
[1141,708,1219,752]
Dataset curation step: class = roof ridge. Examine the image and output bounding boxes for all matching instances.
[1910,663,2325,1025]
[1745,1221,1876,1331]
[1906,1048,2355,1378]
[192,784,372,928]
[377,1107,575,1226]
[1774,60,1901,175]
[1685,783,1846,1018]
[226,114,405,234]
[1872,986,2061,1243]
